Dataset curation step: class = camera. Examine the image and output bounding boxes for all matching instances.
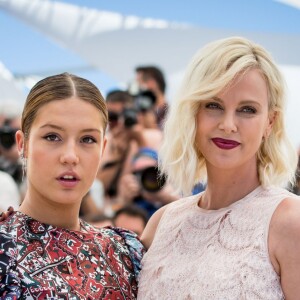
[133,90,156,113]
[0,123,17,150]
[122,90,156,128]
[107,90,157,129]
[134,166,166,193]
[123,107,138,128]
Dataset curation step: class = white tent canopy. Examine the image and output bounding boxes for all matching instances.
[1,0,300,81]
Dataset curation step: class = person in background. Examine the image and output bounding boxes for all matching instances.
[83,212,114,228]
[138,37,300,299]
[113,204,148,237]
[118,147,178,219]
[96,90,147,212]
[97,89,163,215]
[135,65,169,129]
[0,170,20,211]
[0,104,24,197]
[0,73,144,299]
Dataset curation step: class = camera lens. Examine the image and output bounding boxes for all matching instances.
[108,111,120,123]
[138,166,166,192]
[123,108,138,128]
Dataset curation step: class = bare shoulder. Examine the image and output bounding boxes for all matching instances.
[270,195,300,248]
[140,204,170,250]
[271,195,300,233]
[269,195,300,298]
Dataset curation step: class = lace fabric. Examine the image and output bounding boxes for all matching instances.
[138,186,294,300]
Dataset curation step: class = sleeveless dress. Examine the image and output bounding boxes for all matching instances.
[0,211,144,299]
[138,185,296,300]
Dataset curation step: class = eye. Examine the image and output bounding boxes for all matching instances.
[81,136,97,144]
[43,134,61,142]
[238,106,257,114]
[205,102,223,110]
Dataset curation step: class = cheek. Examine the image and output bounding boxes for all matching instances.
[196,114,211,137]
[84,151,102,176]
[27,146,49,168]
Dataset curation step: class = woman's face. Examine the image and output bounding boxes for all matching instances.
[195,68,275,172]
[17,97,106,206]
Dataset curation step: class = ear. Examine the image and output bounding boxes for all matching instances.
[264,111,277,138]
[15,130,25,156]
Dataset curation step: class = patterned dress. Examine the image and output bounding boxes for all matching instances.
[0,211,144,299]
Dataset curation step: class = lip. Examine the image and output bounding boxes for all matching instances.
[56,171,80,188]
[212,138,240,150]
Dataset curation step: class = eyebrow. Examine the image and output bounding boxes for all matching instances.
[39,124,102,134]
[212,96,261,106]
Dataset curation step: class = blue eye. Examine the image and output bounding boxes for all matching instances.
[44,134,60,141]
[81,136,97,144]
[239,106,257,114]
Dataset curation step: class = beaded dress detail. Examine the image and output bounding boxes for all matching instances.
[138,186,295,300]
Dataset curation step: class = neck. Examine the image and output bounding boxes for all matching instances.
[201,165,260,210]
[19,195,81,231]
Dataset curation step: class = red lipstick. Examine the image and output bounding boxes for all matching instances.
[212,138,240,150]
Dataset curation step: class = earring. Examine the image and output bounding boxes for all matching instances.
[20,149,27,181]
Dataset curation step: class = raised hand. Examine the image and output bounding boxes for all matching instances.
[0,206,14,222]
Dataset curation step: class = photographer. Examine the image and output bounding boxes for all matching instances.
[96,90,163,212]
[134,90,159,129]
[135,65,169,129]
[117,147,178,218]
[0,170,20,212]
[0,106,23,209]
[0,114,23,189]
[113,204,148,237]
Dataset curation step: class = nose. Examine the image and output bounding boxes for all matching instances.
[218,112,237,134]
[60,142,79,165]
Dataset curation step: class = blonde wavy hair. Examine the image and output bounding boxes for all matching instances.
[159,36,297,196]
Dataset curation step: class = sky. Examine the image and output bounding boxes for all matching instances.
[1,0,300,95]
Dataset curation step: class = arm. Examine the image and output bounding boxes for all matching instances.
[140,204,169,250]
[269,196,300,299]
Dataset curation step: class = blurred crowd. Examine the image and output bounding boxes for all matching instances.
[0,64,299,236]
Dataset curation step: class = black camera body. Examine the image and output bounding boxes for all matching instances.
[0,122,17,150]
[108,90,157,129]
[134,166,166,193]
[123,107,138,128]
[122,90,157,128]
[134,90,156,113]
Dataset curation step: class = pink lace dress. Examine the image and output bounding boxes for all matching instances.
[138,186,295,299]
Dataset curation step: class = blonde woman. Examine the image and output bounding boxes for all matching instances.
[138,37,300,299]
